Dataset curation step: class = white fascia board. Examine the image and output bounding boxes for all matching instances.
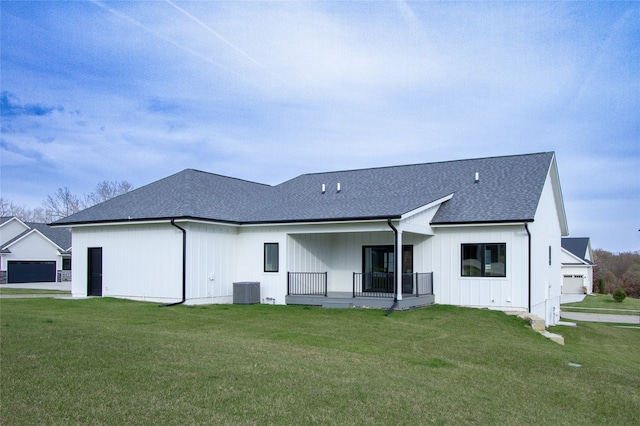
[4,229,65,253]
[56,217,392,233]
[57,218,236,228]
[585,240,594,263]
[561,247,590,266]
[431,221,527,229]
[0,216,29,230]
[397,193,454,235]
[245,219,392,234]
[548,154,569,236]
[400,193,454,221]
[174,218,239,228]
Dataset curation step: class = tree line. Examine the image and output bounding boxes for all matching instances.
[593,249,640,298]
[1,180,133,224]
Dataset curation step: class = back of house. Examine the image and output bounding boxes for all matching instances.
[53,151,568,326]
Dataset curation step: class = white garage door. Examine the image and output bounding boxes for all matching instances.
[563,275,584,294]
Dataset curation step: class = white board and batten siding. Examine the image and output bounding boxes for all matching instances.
[288,230,411,294]
[71,223,182,302]
[428,225,529,312]
[528,169,563,325]
[72,221,241,304]
[183,222,238,304]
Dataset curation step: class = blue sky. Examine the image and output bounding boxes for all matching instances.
[1,1,638,252]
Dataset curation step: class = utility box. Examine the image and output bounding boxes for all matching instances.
[233,282,260,304]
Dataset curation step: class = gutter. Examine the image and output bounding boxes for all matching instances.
[385,219,398,316]
[524,222,531,313]
[161,219,187,307]
[51,214,405,228]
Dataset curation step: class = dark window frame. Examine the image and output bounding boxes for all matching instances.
[362,245,413,274]
[461,243,506,277]
[264,243,279,273]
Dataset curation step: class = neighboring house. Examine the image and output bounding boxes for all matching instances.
[0,217,72,284]
[53,152,569,326]
[561,237,594,294]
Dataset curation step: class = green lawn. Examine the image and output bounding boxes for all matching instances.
[562,293,640,315]
[1,298,639,425]
[0,288,70,295]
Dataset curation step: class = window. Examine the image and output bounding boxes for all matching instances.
[548,246,552,266]
[62,258,71,270]
[264,243,279,272]
[461,243,506,277]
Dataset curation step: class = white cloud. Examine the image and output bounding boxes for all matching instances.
[1,1,638,251]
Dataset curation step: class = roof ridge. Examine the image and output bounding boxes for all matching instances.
[185,168,273,188]
[290,151,554,178]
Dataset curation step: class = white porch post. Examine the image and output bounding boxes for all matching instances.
[396,229,403,301]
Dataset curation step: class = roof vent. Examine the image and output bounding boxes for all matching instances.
[474,172,479,184]
[337,182,341,192]
[321,184,326,194]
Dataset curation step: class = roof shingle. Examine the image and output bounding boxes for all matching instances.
[53,152,556,226]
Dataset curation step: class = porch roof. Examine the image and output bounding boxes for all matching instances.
[53,152,555,227]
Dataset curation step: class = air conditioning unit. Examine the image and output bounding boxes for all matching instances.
[233,282,260,304]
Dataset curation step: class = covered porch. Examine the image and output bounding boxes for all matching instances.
[283,212,440,310]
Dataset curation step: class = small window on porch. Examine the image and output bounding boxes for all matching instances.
[264,243,279,273]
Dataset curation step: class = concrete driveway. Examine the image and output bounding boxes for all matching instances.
[1,282,71,291]
[561,311,640,324]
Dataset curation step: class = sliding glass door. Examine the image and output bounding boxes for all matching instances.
[362,245,413,293]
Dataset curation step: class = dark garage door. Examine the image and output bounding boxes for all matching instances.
[8,261,56,283]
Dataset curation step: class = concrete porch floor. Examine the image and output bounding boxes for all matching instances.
[286,291,435,310]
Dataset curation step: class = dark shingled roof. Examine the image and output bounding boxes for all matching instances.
[562,237,592,264]
[53,152,556,226]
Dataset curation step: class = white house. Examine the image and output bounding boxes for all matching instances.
[53,152,569,326]
[561,237,594,294]
[0,217,72,284]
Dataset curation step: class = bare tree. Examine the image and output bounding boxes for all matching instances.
[0,197,13,217]
[3,180,134,222]
[84,180,133,206]
[0,198,49,222]
[43,187,82,221]
[29,207,50,223]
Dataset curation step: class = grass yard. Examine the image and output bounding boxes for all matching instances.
[562,293,640,315]
[1,298,639,425]
[0,288,70,295]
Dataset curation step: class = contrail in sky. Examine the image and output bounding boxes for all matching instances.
[165,0,269,72]
[89,0,229,71]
